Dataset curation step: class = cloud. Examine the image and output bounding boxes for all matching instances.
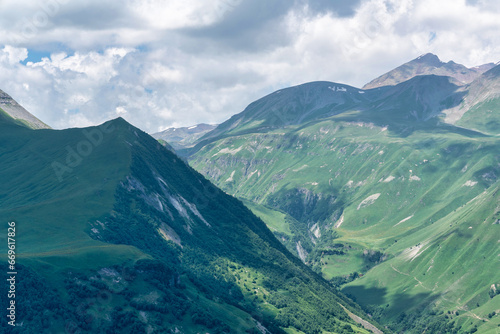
[0,0,499,133]
[1,46,28,64]
[178,0,295,52]
[305,0,363,17]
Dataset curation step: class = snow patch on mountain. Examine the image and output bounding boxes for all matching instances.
[394,215,414,227]
[463,180,477,187]
[293,164,308,172]
[248,170,258,179]
[357,193,381,210]
[226,170,235,182]
[334,214,344,228]
[213,146,243,156]
[402,242,429,262]
[383,176,395,183]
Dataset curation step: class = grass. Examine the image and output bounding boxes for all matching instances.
[242,199,292,235]
[456,97,500,135]
[1,114,385,333]
[189,109,500,332]
[321,245,366,280]
[0,118,146,275]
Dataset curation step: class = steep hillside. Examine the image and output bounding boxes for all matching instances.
[191,75,472,151]
[0,114,382,333]
[194,82,377,147]
[363,53,495,89]
[188,72,500,332]
[0,89,50,129]
[447,64,500,134]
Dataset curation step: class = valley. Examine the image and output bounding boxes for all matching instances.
[1,53,499,333]
[0,100,383,333]
[184,55,500,333]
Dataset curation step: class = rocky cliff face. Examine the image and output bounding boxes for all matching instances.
[0,89,50,129]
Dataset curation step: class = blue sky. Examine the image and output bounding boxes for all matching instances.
[0,0,499,132]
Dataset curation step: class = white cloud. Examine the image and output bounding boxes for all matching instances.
[29,48,132,81]
[0,0,499,133]
[129,0,238,29]
[1,45,28,65]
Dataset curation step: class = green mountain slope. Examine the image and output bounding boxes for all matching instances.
[449,64,500,135]
[187,67,500,332]
[0,115,383,333]
[190,82,377,150]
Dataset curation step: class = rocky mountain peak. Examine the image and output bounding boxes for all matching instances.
[0,89,51,129]
[363,53,495,90]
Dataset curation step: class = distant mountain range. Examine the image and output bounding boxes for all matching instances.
[363,53,496,89]
[181,54,500,333]
[152,123,217,150]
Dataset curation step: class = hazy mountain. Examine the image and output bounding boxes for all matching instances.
[187,57,500,333]
[447,63,500,134]
[192,75,468,149]
[152,123,216,150]
[363,53,495,89]
[197,82,374,145]
[0,89,50,129]
[0,109,382,333]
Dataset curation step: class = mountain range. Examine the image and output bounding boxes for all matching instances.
[180,54,500,333]
[0,91,383,333]
[362,53,496,89]
[1,52,499,333]
[152,123,217,150]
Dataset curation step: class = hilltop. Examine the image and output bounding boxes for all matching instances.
[363,53,495,89]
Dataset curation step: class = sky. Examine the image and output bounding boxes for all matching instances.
[0,0,500,133]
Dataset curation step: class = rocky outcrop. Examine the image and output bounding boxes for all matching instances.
[0,89,50,129]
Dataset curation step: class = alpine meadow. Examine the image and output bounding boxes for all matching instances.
[1,2,500,332]
[0,89,384,333]
[175,54,500,333]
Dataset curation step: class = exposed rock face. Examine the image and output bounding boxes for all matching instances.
[0,89,50,129]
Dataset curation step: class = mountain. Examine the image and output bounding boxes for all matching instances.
[187,60,500,333]
[190,75,470,151]
[196,82,373,144]
[363,53,495,89]
[0,110,383,333]
[446,63,500,134]
[0,89,50,129]
[152,123,216,150]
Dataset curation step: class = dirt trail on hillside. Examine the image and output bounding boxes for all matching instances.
[390,264,432,291]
